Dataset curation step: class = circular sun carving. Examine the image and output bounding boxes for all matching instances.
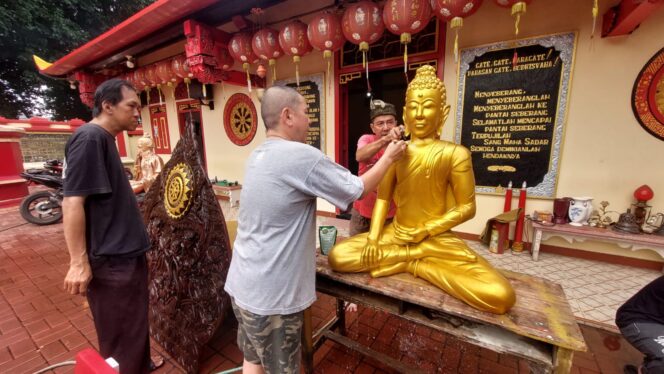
[632,47,664,141]
[224,93,257,146]
[164,162,194,219]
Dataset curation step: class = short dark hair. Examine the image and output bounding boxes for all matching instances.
[92,78,137,117]
[260,86,303,130]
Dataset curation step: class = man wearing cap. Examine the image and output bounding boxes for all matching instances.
[349,100,403,236]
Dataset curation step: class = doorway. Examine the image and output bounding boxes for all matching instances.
[343,67,413,175]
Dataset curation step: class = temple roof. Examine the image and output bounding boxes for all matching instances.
[34,0,220,77]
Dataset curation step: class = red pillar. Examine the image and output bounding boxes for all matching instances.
[0,126,29,207]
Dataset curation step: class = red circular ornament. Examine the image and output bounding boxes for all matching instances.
[229,33,258,64]
[133,68,148,89]
[215,46,235,71]
[632,47,664,141]
[224,93,258,146]
[382,0,431,40]
[252,28,283,62]
[634,185,654,202]
[171,55,191,81]
[431,0,483,22]
[144,64,159,87]
[278,20,313,58]
[342,1,385,51]
[307,12,345,56]
[155,60,172,85]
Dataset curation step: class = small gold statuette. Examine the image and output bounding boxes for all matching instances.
[164,162,194,219]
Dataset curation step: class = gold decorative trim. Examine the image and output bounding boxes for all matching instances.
[339,72,362,85]
[164,162,194,219]
[0,139,20,142]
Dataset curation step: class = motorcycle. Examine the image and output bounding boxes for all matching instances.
[19,160,138,225]
[19,161,64,225]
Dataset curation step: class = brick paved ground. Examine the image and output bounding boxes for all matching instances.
[0,205,642,373]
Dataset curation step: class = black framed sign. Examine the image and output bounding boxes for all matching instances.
[276,73,326,152]
[454,33,576,198]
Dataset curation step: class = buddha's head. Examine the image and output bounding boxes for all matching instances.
[137,136,154,154]
[403,65,450,139]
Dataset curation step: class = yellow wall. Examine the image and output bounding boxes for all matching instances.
[134,0,664,261]
[442,0,664,261]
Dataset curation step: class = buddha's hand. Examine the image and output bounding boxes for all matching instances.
[383,140,407,163]
[394,225,429,243]
[361,239,382,269]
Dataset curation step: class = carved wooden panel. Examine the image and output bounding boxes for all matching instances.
[142,117,232,373]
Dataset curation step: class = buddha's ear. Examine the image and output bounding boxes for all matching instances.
[442,103,451,122]
[437,104,451,136]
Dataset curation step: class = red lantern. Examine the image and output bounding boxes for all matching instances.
[342,1,385,68]
[279,20,312,86]
[144,64,159,87]
[383,0,432,71]
[307,12,345,78]
[133,68,148,90]
[229,33,258,91]
[171,54,192,83]
[252,28,282,82]
[494,0,532,36]
[216,46,234,71]
[155,60,173,87]
[431,0,483,61]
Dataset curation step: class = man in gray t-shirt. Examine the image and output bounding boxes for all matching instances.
[224,86,405,374]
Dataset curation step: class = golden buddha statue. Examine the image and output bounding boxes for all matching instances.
[131,136,164,194]
[328,65,515,314]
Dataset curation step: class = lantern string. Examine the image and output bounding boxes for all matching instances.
[246,67,252,93]
[404,44,408,74]
[158,86,163,106]
[454,28,460,63]
[591,0,599,38]
[365,56,371,93]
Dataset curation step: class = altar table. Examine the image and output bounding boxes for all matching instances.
[302,255,587,373]
[531,222,664,272]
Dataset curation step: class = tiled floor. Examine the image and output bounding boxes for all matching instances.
[0,206,656,373]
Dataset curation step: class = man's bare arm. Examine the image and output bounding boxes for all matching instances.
[358,140,406,199]
[356,127,403,163]
[62,196,92,295]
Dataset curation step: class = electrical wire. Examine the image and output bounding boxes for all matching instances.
[32,360,76,374]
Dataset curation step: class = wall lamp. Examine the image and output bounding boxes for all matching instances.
[190,81,215,110]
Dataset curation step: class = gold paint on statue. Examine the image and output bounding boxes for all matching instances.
[164,163,193,219]
[329,65,516,314]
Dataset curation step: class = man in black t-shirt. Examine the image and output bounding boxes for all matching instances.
[62,78,158,373]
[616,275,664,374]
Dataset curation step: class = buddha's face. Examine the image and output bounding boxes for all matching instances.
[403,88,449,139]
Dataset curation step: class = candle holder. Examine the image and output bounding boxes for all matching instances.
[631,185,654,231]
[553,197,571,224]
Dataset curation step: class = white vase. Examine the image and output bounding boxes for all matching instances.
[568,197,593,226]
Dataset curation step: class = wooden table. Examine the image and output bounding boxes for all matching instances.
[303,255,587,374]
[531,221,664,271]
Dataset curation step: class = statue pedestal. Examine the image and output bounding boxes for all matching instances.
[0,126,28,207]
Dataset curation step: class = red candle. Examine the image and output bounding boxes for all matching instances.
[503,181,513,212]
[512,181,527,252]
